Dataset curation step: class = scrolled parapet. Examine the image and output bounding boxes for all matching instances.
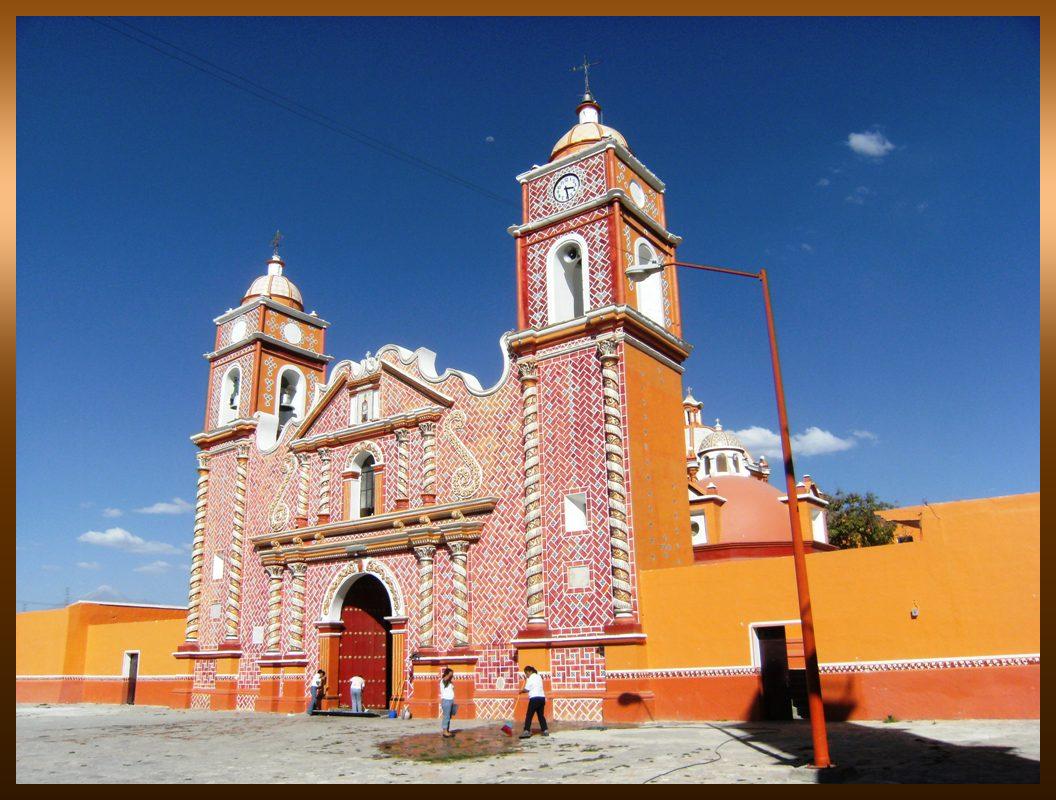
[596,339,633,618]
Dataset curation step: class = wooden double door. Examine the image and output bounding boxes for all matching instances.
[337,575,392,710]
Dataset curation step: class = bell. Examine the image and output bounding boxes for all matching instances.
[558,245,581,267]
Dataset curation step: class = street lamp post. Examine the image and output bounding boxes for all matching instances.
[627,258,832,769]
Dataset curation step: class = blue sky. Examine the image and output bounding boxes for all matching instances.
[16,16,1039,608]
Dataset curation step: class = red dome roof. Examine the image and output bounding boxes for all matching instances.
[709,476,792,543]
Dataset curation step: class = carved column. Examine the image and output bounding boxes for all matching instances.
[183,455,210,643]
[448,540,471,648]
[518,360,546,625]
[413,544,436,650]
[395,428,410,510]
[288,561,307,653]
[295,452,310,528]
[317,448,332,525]
[224,444,249,642]
[265,565,284,653]
[420,422,437,505]
[597,340,633,618]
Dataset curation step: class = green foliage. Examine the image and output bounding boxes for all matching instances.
[825,490,897,549]
[883,714,898,723]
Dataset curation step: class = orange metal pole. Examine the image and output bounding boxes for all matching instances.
[669,260,832,769]
[759,268,832,768]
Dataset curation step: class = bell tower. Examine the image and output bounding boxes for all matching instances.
[507,89,695,652]
[195,242,332,451]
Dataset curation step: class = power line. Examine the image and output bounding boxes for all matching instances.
[87,17,518,209]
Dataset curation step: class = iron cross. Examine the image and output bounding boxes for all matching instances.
[271,229,284,254]
[571,56,601,96]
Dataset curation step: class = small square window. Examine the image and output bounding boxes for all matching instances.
[568,565,590,590]
[564,492,588,532]
[252,625,265,645]
[212,555,225,580]
[209,603,222,620]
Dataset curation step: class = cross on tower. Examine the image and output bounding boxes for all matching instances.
[571,55,601,97]
[270,229,284,256]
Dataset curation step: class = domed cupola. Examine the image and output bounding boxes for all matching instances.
[697,420,751,478]
[550,92,629,162]
[243,250,304,311]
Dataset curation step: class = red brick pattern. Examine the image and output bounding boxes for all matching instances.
[525,152,607,222]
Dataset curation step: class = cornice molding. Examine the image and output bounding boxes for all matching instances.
[204,332,334,364]
[213,297,331,329]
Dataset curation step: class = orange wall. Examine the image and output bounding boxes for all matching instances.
[636,493,1040,669]
[623,343,694,571]
[17,603,189,677]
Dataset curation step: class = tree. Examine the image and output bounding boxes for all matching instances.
[825,490,897,549]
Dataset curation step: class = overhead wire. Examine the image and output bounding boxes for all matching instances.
[86,16,519,209]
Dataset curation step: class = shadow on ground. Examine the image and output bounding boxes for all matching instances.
[686,721,1040,784]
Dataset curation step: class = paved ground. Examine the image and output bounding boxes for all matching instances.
[16,704,1040,783]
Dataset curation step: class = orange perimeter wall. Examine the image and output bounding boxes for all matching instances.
[617,493,1040,720]
[16,603,190,705]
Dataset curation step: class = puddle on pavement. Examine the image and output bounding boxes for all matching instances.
[378,722,639,763]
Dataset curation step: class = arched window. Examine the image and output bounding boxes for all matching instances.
[732,454,741,473]
[703,455,711,474]
[716,453,729,473]
[547,237,588,325]
[276,367,306,435]
[633,240,665,327]
[359,455,376,518]
[218,366,241,426]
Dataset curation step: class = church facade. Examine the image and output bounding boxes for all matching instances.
[177,92,698,720]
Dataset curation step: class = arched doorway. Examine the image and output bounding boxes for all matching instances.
[337,574,392,710]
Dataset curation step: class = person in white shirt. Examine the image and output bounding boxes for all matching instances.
[518,665,548,738]
[439,667,456,738]
[349,675,366,713]
[307,670,325,715]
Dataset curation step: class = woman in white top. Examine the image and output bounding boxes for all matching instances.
[519,665,548,738]
[439,667,456,738]
[307,670,325,715]
[349,675,365,713]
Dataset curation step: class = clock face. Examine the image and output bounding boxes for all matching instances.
[282,321,303,345]
[230,318,248,342]
[553,173,581,203]
[629,180,646,207]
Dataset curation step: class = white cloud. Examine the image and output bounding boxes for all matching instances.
[484,135,495,144]
[816,177,831,187]
[102,507,123,518]
[133,560,172,574]
[853,429,878,442]
[732,425,859,459]
[916,201,929,213]
[77,561,101,570]
[845,186,872,205]
[847,130,895,158]
[135,497,193,515]
[78,527,181,555]
[40,564,61,572]
[800,243,814,253]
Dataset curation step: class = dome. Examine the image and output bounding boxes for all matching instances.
[550,97,629,162]
[243,254,304,311]
[698,423,747,454]
[708,476,792,544]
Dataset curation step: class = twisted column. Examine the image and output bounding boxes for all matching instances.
[413,544,436,649]
[224,444,249,640]
[288,561,307,653]
[395,428,410,509]
[448,540,471,648]
[420,422,437,504]
[295,452,309,527]
[518,360,545,624]
[317,448,332,524]
[265,565,284,653]
[597,340,633,618]
[183,455,210,642]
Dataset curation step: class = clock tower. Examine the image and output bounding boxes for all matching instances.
[507,91,694,648]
